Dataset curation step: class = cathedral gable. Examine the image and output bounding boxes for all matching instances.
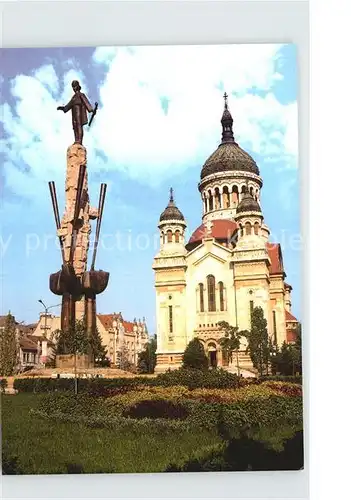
[192,251,228,267]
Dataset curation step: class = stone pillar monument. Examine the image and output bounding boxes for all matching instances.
[57,143,96,320]
[48,80,108,366]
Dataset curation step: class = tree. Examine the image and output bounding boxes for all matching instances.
[55,319,89,356]
[218,321,246,376]
[244,306,270,377]
[119,342,133,371]
[272,341,292,375]
[292,323,302,375]
[91,328,109,367]
[0,313,18,376]
[272,324,302,376]
[182,338,208,371]
[137,337,157,374]
[54,319,109,366]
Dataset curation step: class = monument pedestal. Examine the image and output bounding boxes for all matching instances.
[56,354,93,369]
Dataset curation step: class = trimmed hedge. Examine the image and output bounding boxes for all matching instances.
[156,368,242,389]
[14,369,243,393]
[258,375,302,385]
[13,377,151,394]
[0,379,8,392]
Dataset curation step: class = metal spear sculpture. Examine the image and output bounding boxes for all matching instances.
[48,81,109,365]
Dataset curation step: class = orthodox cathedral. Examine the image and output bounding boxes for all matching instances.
[152,94,299,375]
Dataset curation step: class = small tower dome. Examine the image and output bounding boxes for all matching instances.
[236,189,262,215]
[158,188,187,248]
[159,188,185,222]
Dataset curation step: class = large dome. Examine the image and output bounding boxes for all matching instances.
[201,142,260,179]
[200,93,260,180]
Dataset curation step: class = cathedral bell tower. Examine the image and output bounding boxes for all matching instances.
[232,189,271,333]
[152,188,188,373]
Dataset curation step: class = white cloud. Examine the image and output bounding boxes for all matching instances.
[1,44,298,198]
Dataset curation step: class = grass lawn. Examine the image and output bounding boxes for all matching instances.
[1,393,222,475]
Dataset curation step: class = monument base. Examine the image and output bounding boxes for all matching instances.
[56,354,93,369]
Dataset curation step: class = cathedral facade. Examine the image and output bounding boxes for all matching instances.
[152,95,298,375]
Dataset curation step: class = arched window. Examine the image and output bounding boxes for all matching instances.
[199,283,204,312]
[167,230,173,243]
[239,224,243,237]
[245,222,252,235]
[208,190,213,211]
[254,222,260,235]
[175,230,180,243]
[232,185,239,206]
[223,186,230,208]
[214,187,221,209]
[207,275,216,312]
[219,282,225,311]
[250,186,254,196]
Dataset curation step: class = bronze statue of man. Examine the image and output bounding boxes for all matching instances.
[57,80,97,145]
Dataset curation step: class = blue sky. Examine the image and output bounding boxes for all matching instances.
[0,44,300,332]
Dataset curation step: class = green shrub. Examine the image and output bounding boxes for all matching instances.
[182,338,208,371]
[165,430,304,471]
[1,453,23,475]
[0,378,8,392]
[155,368,242,389]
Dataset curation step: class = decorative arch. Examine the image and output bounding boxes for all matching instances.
[175,230,181,243]
[166,229,173,243]
[206,340,218,368]
[254,221,260,235]
[207,275,216,312]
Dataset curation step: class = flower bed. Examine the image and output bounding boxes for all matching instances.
[34,382,303,434]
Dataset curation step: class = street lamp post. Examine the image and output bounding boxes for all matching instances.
[38,300,60,366]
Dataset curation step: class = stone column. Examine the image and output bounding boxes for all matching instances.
[59,143,92,320]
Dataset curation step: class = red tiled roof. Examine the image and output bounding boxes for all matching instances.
[97,314,116,330]
[123,321,134,333]
[266,242,285,275]
[97,314,135,333]
[187,219,238,246]
[285,310,298,322]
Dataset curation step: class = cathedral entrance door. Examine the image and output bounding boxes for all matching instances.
[208,343,218,368]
